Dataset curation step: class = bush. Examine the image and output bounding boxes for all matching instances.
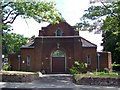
[3,63,11,71]
[69,61,87,74]
[112,62,120,71]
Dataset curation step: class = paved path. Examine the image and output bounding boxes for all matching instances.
[0,74,120,90]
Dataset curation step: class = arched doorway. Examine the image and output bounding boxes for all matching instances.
[51,50,66,73]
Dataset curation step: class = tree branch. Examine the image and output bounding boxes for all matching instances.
[2,2,13,9]
[101,1,118,18]
[4,13,19,24]
[2,9,14,22]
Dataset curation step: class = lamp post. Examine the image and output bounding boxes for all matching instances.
[18,55,20,70]
[97,53,100,71]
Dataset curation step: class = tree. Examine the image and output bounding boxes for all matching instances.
[1,0,64,56]
[2,32,29,56]
[1,1,64,27]
[76,1,120,64]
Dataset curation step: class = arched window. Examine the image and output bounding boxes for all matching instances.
[55,29,63,36]
[52,50,65,57]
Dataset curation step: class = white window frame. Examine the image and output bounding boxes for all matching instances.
[27,55,30,66]
[87,55,91,65]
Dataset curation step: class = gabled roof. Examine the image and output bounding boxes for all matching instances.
[39,22,77,36]
[26,41,34,46]
[21,36,97,48]
[46,22,74,29]
[81,37,97,48]
[20,41,34,49]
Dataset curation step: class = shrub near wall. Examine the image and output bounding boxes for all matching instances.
[0,71,39,82]
[73,74,120,86]
[69,61,87,74]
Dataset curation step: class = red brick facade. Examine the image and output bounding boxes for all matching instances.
[97,52,112,71]
[9,22,112,73]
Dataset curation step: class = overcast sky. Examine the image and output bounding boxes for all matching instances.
[11,0,103,51]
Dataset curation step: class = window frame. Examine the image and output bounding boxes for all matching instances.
[27,55,30,66]
[87,55,91,65]
[55,29,63,36]
[52,50,65,57]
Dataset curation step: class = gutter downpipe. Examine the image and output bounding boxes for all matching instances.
[97,53,100,71]
[18,55,20,70]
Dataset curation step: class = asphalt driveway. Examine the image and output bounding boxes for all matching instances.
[0,74,119,90]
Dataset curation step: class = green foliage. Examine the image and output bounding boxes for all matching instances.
[2,63,11,71]
[77,1,120,64]
[94,71,118,76]
[112,62,120,71]
[2,31,29,56]
[69,61,87,74]
[112,62,120,66]
[1,1,64,57]
[1,1,64,25]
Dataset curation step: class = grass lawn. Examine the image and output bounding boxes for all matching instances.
[0,70,37,75]
[74,72,120,81]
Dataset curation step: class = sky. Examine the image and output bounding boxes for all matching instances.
[11,0,103,51]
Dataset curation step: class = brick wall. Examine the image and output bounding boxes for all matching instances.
[20,48,35,71]
[1,73,39,82]
[82,47,97,71]
[33,37,82,73]
[39,22,76,36]
[8,22,112,73]
[9,53,19,70]
[97,52,112,71]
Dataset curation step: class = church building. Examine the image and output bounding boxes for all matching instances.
[9,22,112,73]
